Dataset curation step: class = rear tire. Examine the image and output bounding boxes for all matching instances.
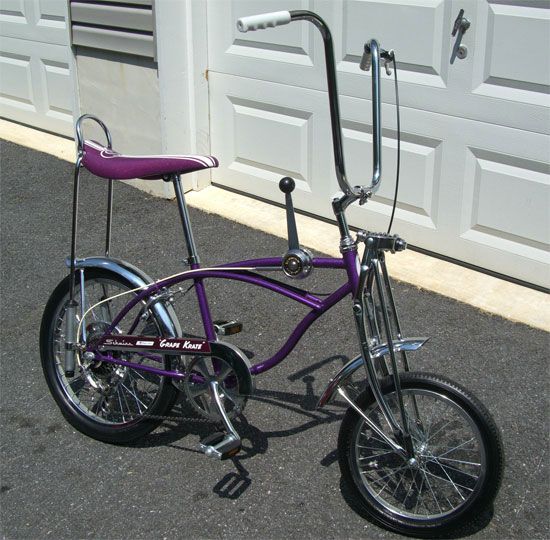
[338,371,504,537]
[40,268,178,443]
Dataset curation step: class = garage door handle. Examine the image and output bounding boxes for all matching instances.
[237,11,291,32]
[450,9,470,64]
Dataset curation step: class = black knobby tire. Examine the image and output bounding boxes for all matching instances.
[40,268,178,443]
[338,371,504,537]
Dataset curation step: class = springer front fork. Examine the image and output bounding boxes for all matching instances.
[347,232,418,458]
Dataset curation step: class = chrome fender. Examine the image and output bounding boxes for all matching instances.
[66,256,182,339]
[316,337,429,408]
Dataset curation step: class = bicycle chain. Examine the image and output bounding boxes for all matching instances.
[105,410,222,425]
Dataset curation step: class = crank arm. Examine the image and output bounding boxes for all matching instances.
[198,381,242,460]
[208,380,239,439]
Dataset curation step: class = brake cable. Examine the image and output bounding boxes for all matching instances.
[387,53,400,234]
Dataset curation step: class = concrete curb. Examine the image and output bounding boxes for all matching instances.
[1,118,548,331]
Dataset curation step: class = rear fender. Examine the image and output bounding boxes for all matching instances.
[66,256,182,339]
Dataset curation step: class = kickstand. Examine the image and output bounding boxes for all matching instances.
[199,381,242,460]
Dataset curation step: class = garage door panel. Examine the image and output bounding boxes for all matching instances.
[231,97,312,184]
[471,2,550,107]
[462,148,549,253]
[209,0,320,84]
[0,0,71,134]
[211,72,332,215]
[0,36,72,135]
[211,71,446,240]
[337,0,451,88]
[342,122,441,229]
[485,3,549,88]
[0,50,34,109]
[229,0,313,65]
[1,0,25,17]
[0,0,68,44]
[41,58,72,116]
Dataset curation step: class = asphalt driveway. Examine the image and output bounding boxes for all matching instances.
[1,141,548,539]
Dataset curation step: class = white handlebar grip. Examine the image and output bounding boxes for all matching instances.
[237,11,291,32]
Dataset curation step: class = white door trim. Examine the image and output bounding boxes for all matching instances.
[155,0,211,193]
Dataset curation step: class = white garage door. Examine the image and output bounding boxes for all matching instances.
[0,0,73,136]
[208,0,550,288]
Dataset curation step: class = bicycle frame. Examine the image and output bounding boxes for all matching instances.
[67,10,423,458]
[83,253,358,379]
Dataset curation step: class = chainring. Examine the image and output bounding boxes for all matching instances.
[182,355,249,420]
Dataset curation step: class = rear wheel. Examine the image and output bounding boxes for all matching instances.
[40,268,178,443]
[338,371,504,537]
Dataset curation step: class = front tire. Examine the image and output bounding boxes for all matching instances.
[338,371,504,537]
[40,268,178,443]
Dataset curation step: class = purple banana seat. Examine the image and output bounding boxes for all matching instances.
[81,140,219,180]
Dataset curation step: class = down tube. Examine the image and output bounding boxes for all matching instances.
[250,281,353,375]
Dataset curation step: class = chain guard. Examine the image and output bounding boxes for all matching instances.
[182,341,254,420]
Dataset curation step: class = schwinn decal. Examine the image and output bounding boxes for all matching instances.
[100,336,211,353]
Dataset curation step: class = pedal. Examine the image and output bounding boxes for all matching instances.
[199,431,242,460]
[213,320,243,336]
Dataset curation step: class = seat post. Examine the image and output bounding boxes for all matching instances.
[172,174,200,266]
[171,174,216,341]
[105,179,114,257]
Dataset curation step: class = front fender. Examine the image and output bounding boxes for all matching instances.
[316,337,429,408]
[66,256,182,339]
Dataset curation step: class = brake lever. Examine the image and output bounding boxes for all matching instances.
[360,45,394,75]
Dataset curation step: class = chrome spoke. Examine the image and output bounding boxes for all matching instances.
[437,437,475,458]
[432,456,481,467]
[425,457,479,479]
[360,431,389,447]
[390,469,405,498]
[51,275,166,426]
[413,471,425,515]
[121,383,134,416]
[364,465,408,484]
[353,387,484,520]
[422,468,473,495]
[116,387,127,422]
[120,381,145,414]
[357,443,390,451]
[359,450,394,459]
[426,415,454,443]
[422,469,444,514]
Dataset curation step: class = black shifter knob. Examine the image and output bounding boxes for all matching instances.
[279,177,295,193]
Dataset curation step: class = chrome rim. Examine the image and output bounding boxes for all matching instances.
[352,388,486,520]
[51,277,166,425]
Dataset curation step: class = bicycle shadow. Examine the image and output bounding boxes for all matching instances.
[129,354,351,499]
[132,353,350,446]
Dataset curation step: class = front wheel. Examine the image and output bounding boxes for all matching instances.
[338,372,504,537]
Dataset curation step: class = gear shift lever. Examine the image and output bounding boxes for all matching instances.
[279,177,313,279]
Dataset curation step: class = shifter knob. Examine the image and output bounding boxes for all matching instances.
[279,177,295,193]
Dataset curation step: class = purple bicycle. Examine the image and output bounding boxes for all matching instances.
[40,10,503,537]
